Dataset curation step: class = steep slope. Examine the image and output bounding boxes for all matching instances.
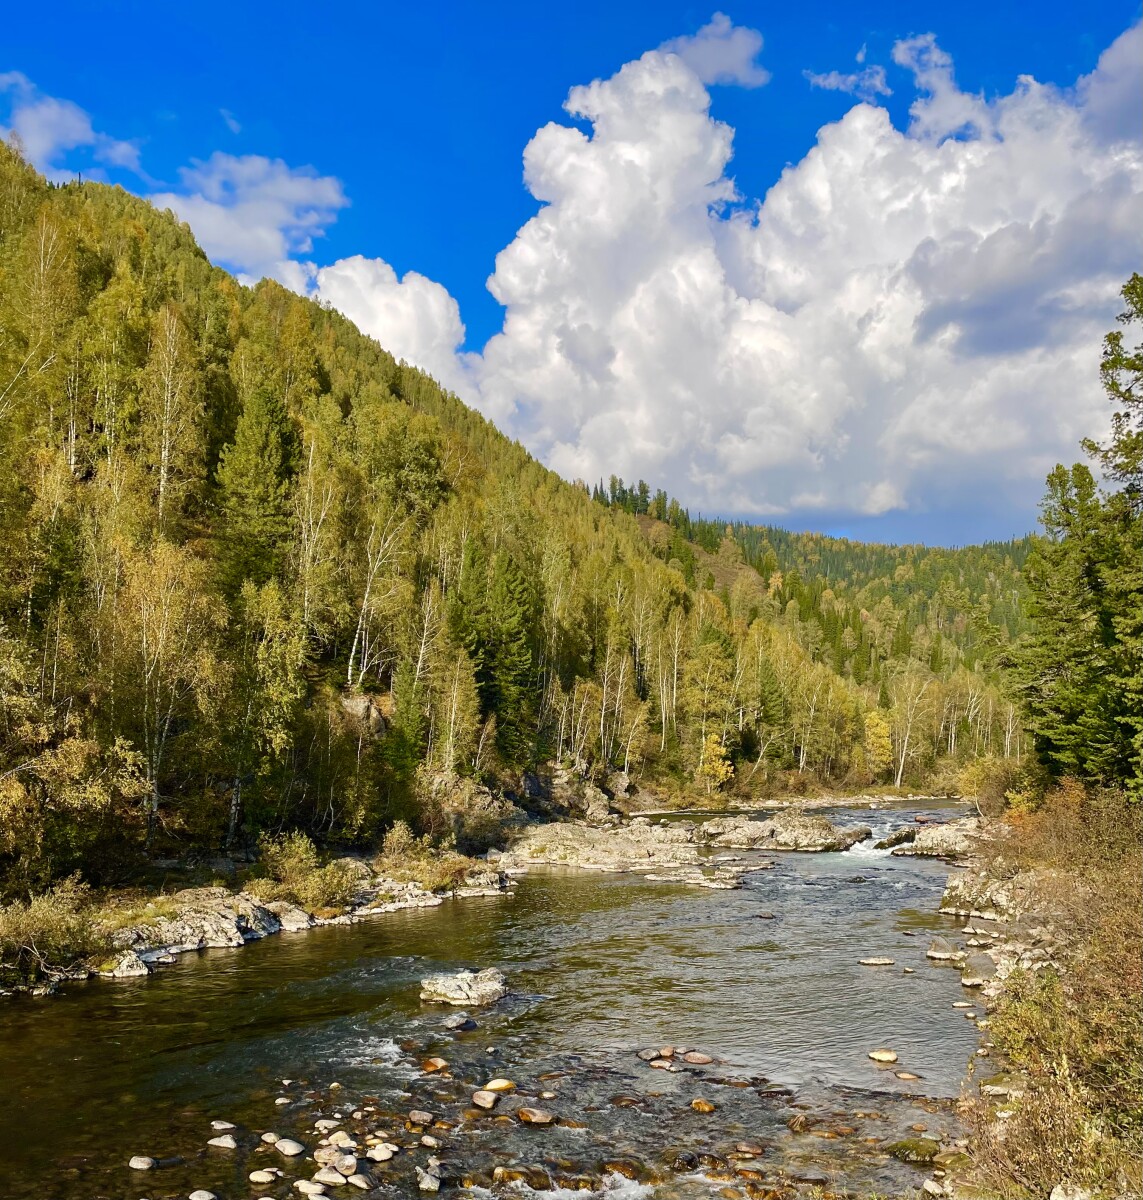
[0,144,1024,891]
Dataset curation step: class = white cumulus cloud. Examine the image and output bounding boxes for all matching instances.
[804,64,891,101]
[313,19,1141,535]
[660,12,770,88]
[150,153,348,289]
[313,255,473,394]
[0,71,141,179]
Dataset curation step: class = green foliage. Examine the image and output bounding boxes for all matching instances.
[1014,278,1143,796]
[0,877,110,984]
[250,832,360,911]
[0,141,1040,894]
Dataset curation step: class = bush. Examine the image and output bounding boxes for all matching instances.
[0,877,110,984]
[250,832,360,912]
[374,820,476,893]
[967,785,1143,1197]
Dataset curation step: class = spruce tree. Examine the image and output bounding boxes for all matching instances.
[216,361,297,592]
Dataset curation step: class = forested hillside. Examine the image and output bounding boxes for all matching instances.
[0,144,1028,893]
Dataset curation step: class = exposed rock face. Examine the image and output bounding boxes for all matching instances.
[893,816,986,860]
[875,827,917,850]
[419,967,508,1006]
[498,820,699,871]
[699,810,871,852]
[112,887,284,958]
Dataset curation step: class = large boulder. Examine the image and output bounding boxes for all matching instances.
[699,810,870,852]
[419,967,508,1006]
[498,820,698,871]
[894,816,985,860]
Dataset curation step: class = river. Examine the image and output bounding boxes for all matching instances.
[0,800,978,1198]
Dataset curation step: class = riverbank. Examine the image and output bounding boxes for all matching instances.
[0,799,984,1200]
[927,787,1142,1200]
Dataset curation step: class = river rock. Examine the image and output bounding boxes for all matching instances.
[346,1176,372,1191]
[894,817,987,860]
[868,1049,898,1063]
[683,1051,713,1064]
[276,1137,306,1156]
[419,967,507,1006]
[875,827,917,849]
[416,1166,441,1192]
[927,936,960,960]
[210,1119,236,1130]
[518,1107,555,1125]
[207,1133,237,1149]
[250,1170,276,1184]
[471,1089,499,1109]
[314,1167,348,1185]
[190,1192,218,1200]
[408,1109,434,1126]
[261,1132,280,1143]
[294,1182,325,1195]
[333,1154,359,1176]
[421,1056,449,1072]
[700,810,871,852]
[961,953,998,987]
[442,1012,477,1031]
[859,957,895,966]
[690,1098,716,1113]
[483,1077,516,1091]
[888,1137,940,1163]
[366,1145,394,1161]
[129,1156,156,1169]
[101,950,151,977]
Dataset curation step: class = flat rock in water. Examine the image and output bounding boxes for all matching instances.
[421,1056,449,1073]
[210,1119,236,1130]
[961,952,997,986]
[128,1156,156,1170]
[250,1170,277,1184]
[419,967,507,1006]
[276,1138,306,1156]
[517,1107,555,1125]
[927,936,960,960]
[483,1077,516,1092]
[207,1134,237,1149]
[859,957,895,966]
[442,1013,477,1031]
[314,1167,348,1185]
[690,1098,716,1113]
[471,1090,499,1109]
[190,1192,218,1200]
[408,1109,434,1126]
[868,1049,898,1063]
[683,1051,713,1064]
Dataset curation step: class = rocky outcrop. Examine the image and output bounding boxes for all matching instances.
[698,810,871,852]
[92,871,515,984]
[893,816,988,860]
[875,827,917,849]
[419,967,508,1006]
[498,818,699,871]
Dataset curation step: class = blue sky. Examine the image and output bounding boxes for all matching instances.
[3,3,1142,544]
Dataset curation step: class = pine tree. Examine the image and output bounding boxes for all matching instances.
[216,345,298,591]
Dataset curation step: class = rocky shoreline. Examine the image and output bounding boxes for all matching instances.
[7,801,985,999]
[3,866,516,998]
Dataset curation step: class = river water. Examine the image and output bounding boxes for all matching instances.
[0,801,978,1198]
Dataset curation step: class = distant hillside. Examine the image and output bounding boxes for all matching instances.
[0,143,1027,893]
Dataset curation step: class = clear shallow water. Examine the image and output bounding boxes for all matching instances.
[0,801,976,1198]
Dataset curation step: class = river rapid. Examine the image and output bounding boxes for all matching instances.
[1,800,978,1198]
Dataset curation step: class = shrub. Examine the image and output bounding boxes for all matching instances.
[0,877,110,984]
[374,820,476,893]
[250,832,360,911]
[967,786,1143,1197]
